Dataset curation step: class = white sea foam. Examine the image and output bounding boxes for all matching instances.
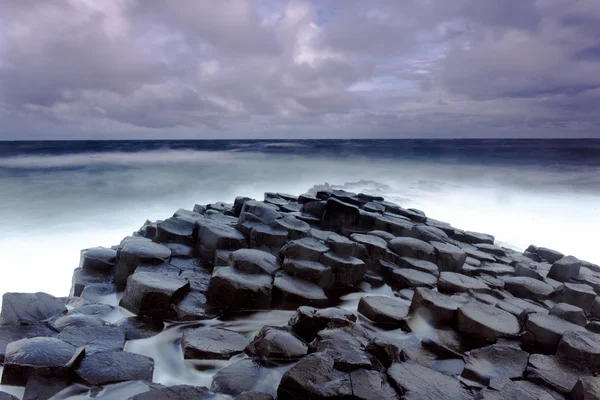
[0,149,598,296]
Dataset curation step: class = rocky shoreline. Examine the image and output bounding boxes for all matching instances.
[1,188,599,399]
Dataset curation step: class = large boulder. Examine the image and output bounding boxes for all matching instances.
[431,241,467,273]
[388,268,437,290]
[114,239,171,287]
[182,327,249,360]
[230,249,280,275]
[552,283,596,311]
[277,352,352,399]
[280,237,329,262]
[207,267,273,311]
[547,256,582,282]
[388,237,436,263]
[321,198,360,231]
[281,259,334,289]
[1,337,81,386]
[156,217,195,245]
[80,247,117,272]
[438,272,490,294]
[524,313,585,352]
[309,328,371,372]
[271,215,311,240]
[387,362,471,400]
[120,271,190,319]
[461,344,529,386]
[245,326,308,360]
[549,303,587,326]
[384,253,440,276]
[556,330,600,368]
[196,220,246,260]
[537,247,565,263]
[289,306,357,342]
[457,301,521,341]
[273,274,329,309]
[0,292,67,325]
[320,252,366,287]
[358,295,410,326]
[75,351,154,385]
[503,277,554,300]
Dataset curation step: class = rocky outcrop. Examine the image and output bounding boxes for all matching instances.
[1,189,597,399]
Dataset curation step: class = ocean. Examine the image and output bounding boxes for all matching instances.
[1,139,599,297]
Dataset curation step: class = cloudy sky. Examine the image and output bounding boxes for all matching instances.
[1,0,599,139]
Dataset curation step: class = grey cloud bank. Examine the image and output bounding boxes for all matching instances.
[0,0,599,139]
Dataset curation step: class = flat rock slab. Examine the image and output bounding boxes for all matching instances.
[131,385,220,400]
[182,327,249,360]
[81,247,117,272]
[387,361,471,400]
[391,256,440,277]
[58,325,125,354]
[289,306,357,341]
[320,252,367,287]
[51,313,106,331]
[273,273,329,309]
[526,354,587,394]
[556,330,600,368]
[553,283,596,311]
[116,317,164,340]
[207,267,273,311]
[0,292,67,325]
[358,295,409,325]
[281,259,334,289]
[457,301,521,341]
[388,237,436,263]
[120,271,190,319]
[549,303,587,326]
[0,324,57,362]
[431,241,467,273]
[548,256,581,282]
[524,313,585,352]
[462,344,529,386]
[245,326,308,360]
[277,352,352,399]
[1,337,79,386]
[409,287,462,327]
[389,268,437,289]
[503,277,554,300]
[350,369,400,400]
[230,249,280,275]
[280,237,329,262]
[114,239,172,286]
[310,328,371,372]
[75,351,154,385]
[438,272,490,293]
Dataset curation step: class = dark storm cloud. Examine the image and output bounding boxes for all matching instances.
[0,0,598,139]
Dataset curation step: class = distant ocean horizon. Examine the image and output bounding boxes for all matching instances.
[1,139,599,297]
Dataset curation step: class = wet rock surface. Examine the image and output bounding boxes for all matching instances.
[1,190,598,399]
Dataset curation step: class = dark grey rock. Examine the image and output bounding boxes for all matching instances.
[461,344,529,386]
[241,200,281,223]
[0,292,67,325]
[475,380,565,400]
[374,213,414,237]
[116,317,164,340]
[156,217,195,245]
[470,262,515,277]
[368,230,395,242]
[548,256,582,282]
[385,255,440,276]
[310,328,371,371]
[237,392,274,400]
[81,247,117,272]
[410,224,449,242]
[463,231,494,245]
[587,321,600,333]
[514,263,544,280]
[387,362,471,400]
[571,377,600,400]
[409,287,462,326]
[503,277,554,300]
[526,354,586,394]
[131,385,217,400]
[350,369,400,400]
[475,243,507,257]
[196,220,246,260]
[552,283,596,311]
[366,332,421,368]
[431,241,467,273]
[0,324,56,362]
[281,258,334,289]
[1,337,79,386]
[0,392,17,400]
[51,313,105,331]
[351,233,388,269]
[210,359,266,396]
[70,267,112,296]
[524,313,585,352]
[549,303,587,326]
[462,247,496,263]
[320,251,366,287]
[358,295,409,325]
[438,272,490,293]
[22,375,69,400]
[388,268,437,289]
[182,327,249,360]
[120,271,190,319]
[289,306,357,341]
[388,237,436,263]
[170,290,218,321]
[273,273,329,309]
[321,198,360,231]
[457,301,521,341]
[277,352,352,399]
[80,282,117,302]
[114,239,171,287]
[207,267,272,310]
[271,215,311,240]
[556,330,600,368]
[245,326,308,360]
[58,325,125,354]
[76,351,154,385]
[537,247,565,263]
[250,224,288,249]
[230,249,280,275]
[279,237,329,262]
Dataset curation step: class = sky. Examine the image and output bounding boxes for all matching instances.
[1,0,600,139]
